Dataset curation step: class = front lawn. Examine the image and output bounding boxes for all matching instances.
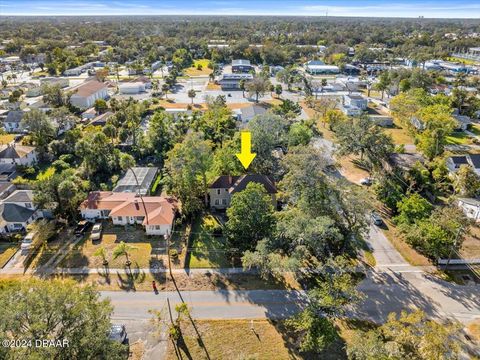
[186,214,229,268]
[383,124,414,146]
[59,223,166,269]
[0,243,18,268]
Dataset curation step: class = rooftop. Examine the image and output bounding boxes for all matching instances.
[71,80,107,98]
[113,167,159,195]
[0,144,36,159]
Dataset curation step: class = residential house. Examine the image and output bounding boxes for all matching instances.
[28,99,51,113]
[342,94,368,116]
[133,76,152,89]
[209,174,277,210]
[457,198,480,222]
[0,182,15,199]
[232,59,253,73]
[90,111,113,127]
[113,167,159,195]
[446,154,480,176]
[217,73,253,90]
[3,110,24,133]
[0,190,41,233]
[69,80,108,110]
[81,107,97,120]
[0,144,37,166]
[39,77,69,89]
[453,114,472,131]
[0,163,18,181]
[234,104,268,124]
[79,191,177,236]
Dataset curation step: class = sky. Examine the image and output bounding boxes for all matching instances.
[1,0,480,18]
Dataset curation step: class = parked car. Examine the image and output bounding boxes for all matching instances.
[74,220,91,237]
[108,324,127,343]
[360,177,373,186]
[20,232,36,253]
[371,212,383,226]
[90,223,103,241]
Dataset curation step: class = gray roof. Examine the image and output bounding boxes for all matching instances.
[0,203,35,224]
[0,145,36,160]
[458,198,480,207]
[4,190,34,203]
[232,59,251,66]
[240,105,268,120]
[113,167,159,195]
[5,110,23,124]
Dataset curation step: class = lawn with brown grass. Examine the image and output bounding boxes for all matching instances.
[467,319,480,342]
[58,223,166,269]
[384,125,414,146]
[185,59,212,77]
[0,243,18,268]
[0,134,15,144]
[337,156,370,183]
[460,225,480,259]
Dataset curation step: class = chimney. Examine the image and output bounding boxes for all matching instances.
[134,199,140,210]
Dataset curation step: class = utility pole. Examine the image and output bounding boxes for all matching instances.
[444,226,463,271]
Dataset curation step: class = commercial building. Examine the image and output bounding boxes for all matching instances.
[69,80,108,110]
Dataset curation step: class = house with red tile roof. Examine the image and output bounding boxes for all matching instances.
[79,191,177,236]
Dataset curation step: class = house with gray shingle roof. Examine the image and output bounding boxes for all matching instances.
[208,174,277,210]
[0,190,39,233]
[3,110,24,133]
[0,144,37,166]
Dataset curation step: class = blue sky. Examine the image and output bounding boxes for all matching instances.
[1,0,480,18]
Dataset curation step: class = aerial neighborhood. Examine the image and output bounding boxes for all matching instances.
[0,11,480,360]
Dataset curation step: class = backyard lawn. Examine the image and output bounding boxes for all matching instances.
[0,243,18,268]
[0,134,15,144]
[446,131,472,145]
[186,214,229,268]
[384,125,414,146]
[59,223,166,269]
[184,59,212,76]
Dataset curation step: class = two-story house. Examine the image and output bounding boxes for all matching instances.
[209,174,277,210]
[0,190,41,233]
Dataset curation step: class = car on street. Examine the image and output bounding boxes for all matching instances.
[74,220,91,237]
[90,223,103,241]
[108,324,127,344]
[371,212,383,226]
[20,232,36,253]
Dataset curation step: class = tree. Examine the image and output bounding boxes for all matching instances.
[334,115,394,171]
[94,246,109,266]
[163,131,213,216]
[187,89,196,105]
[21,109,56,159]
[245,76,271,103]
[0,279,127,359]
[94,98,108,114]
[274,84,283,98]
[347,310,461,360]
[454,164,480,197]
[288,122,313,147]
[394,193,433,226]
[374,71,391,100]
[102,123,117,144]
[112,241,137,267]
[161,83,170,100]
[42,84,66,108]
[226,182,276,252]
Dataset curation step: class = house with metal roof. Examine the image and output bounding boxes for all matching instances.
[232,59,253,73]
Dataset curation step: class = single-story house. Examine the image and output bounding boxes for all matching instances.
[0,144,37,166]
[79,191,177,236]
[344,94,368,110]
[0,163,18,181]
[457,198,480,222]
[133,76,152,89]
[234,104,268,124]
[113,167,159,195]
[81,107,97,120]
[446,154,480,176]
[232,59,254,73]
[3,110,24,133]
[39,77,69,89]
[453,114,472,131]
[90,111,113,127]
[69,80,108,110]
[209,174,277,210]
[0,182,15,199]
[0,190,41,233]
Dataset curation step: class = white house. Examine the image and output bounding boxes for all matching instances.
[69,80,108,110]
[0,190,41,233]
[0,144,37,166]
[3,111,24,133]
[457,198,480,222]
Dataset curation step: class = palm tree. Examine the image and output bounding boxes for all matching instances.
[94,246,109,267]
[112,241,137,267]
[162,83,170,100]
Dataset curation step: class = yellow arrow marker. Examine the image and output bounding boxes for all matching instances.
[236,131,256,170]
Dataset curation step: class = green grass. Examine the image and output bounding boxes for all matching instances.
[150,174,162,195]
[0,134,15,144]
[36,166,56,181]
[364,250,376,268]
[446,131,471,145]
[0,243,18,268]
[470,125,480,136]
[187,214,229,268]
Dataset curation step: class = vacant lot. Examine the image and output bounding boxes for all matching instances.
[166,318,375,360]
[186,214,229,268]
[185,59,213,76]
[59,223,166,269]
